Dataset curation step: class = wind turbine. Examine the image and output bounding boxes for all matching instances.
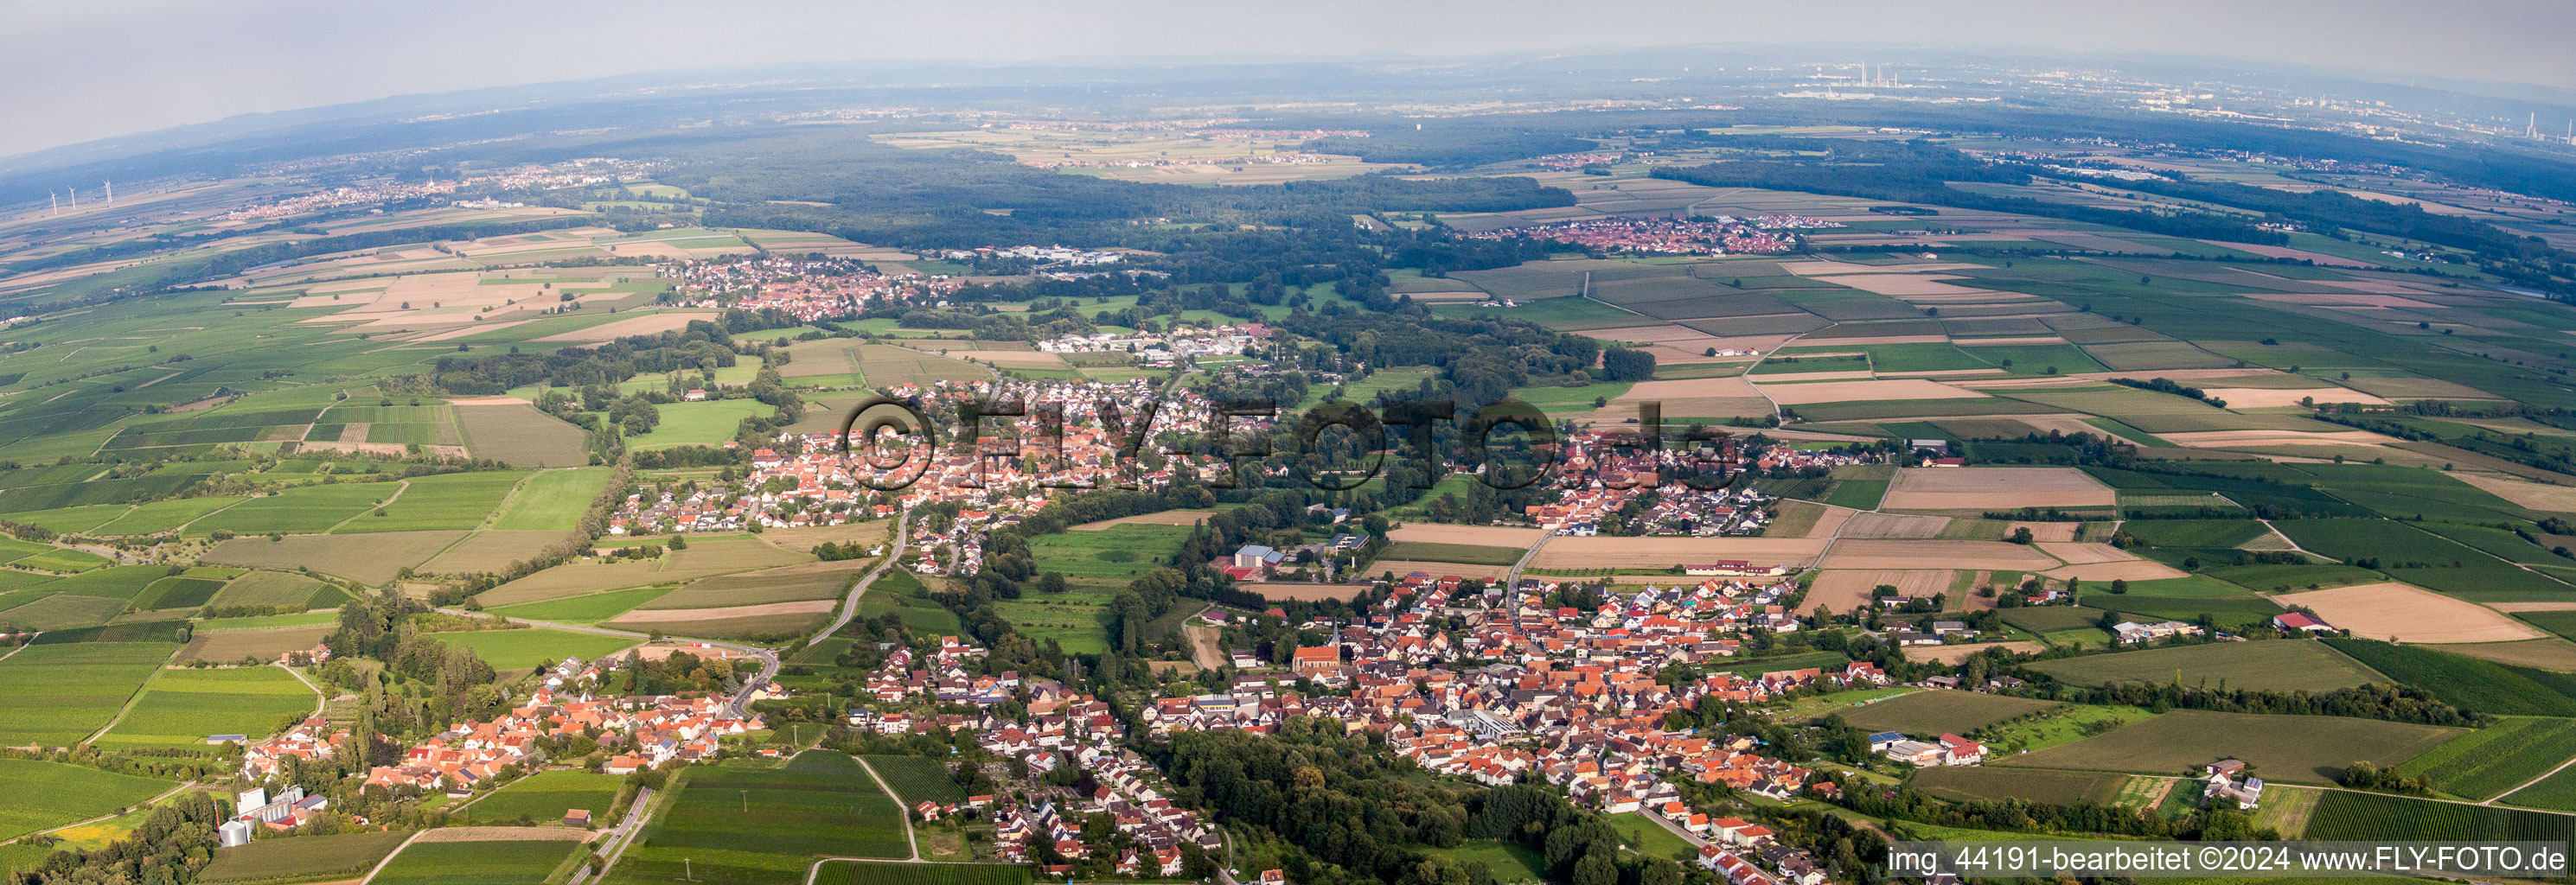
[48,190,58,216]
[102,180,112,206]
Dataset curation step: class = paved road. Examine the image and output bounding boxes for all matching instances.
[806,512,910,648]
[1502,530,1554,589]
[1641,808,1713,850]
[570,786,655,885]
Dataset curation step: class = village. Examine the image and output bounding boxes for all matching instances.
[1462,215,1842,256]
[662,254,968,323]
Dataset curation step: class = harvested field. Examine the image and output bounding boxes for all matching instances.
[1836,513,1951,538]
[2435,639,2576,671]
[1388,525,1548,546]
[1250,583,1371,602]
[1527,537,1826,570]
[178,625,335,663]
[1806,570,1953,614]
[1880,467,2114,510]
[1819,540,2061,570]
[2196,387,2390,408]
[417,531,578,576]
[2007,522,2081,542]
[1067,510,1218,530]
[454,402,588,468]
[2042,560,2190,581]
[203,531,466,584]
[2160,430,2398,448]
[2453,473,2576,513]
[857,344,992,387]
[1755,379,1986,405]
[2274,583,2545,644]
[1905,641,2044,663]
[2035,542,2136,565]
[1803,506,1856,538]
[1365,561,1511,580]
[534,311,722,341]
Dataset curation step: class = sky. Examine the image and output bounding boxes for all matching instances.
[7,0,2576,159]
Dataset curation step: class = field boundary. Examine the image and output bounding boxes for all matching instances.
[79,646,182,747]
[850,755,922,862]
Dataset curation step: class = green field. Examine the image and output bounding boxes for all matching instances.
[430,627,639,671]
[1420,840,1550,885]
[2025,640,2384,693]
[628,400,770,449]
[467,769,626,824]
[2306,790,2576,843]
[0,758,178,842]
[1607,812,1700,863]
[199,829,414,884]
[98,665,316,746]
[609,752,909,884]
[2499,761,2576,811]
[1912,766,2129,806]
[131,575,227,610]
[335,470,527,533]
[488,585,677,625]
[492,468,614,530]
[2397,717,2576,800]
[818,862,1032,885]
[2324,638,2576,716]
[0,641,175,746]
[208,570,336,609]
[1836,690,2060,736]
[370,838,583,885]
[190,482,399,535]
[861,754,968,804]
[1996,710,2462,785]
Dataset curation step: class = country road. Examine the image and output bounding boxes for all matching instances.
[1502,529,1553,589]
[569,786,655,885]
[807,511,910,647]
[435,608,778,719]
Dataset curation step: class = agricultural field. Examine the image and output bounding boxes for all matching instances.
[97,665,316,747]
[455,402,591,467]
[206,570,336,609]
[861,754,968,803]
[2324,639,2576,716]
[608,752,909,884]
[487,585,677,625]
[627,399,771,449]
[198,830,413,884]
[369,837,585,885]
[189,482,400,535]
[466,769,626,824]
[430,627,639,671]
[0,641,176,747]
[333,470,526,533]
[0,758,179,843]
[1911,767,2128,806]
[1995,710,2463,784]
[490,468,613,529]
[2305,790,2576,843]
[1835,690,2060,735]
[2024,640,2385,693]
[2397,716,2576,800]
[818,862,1033,885]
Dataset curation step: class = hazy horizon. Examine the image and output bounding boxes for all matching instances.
[8,0,2576,160]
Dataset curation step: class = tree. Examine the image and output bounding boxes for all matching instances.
[1600,348,1656,382]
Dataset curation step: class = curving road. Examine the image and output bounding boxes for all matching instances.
[806,512,910,648]
[434,608,777,719]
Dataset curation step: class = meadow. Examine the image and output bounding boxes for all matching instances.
[333,470,527,533]
[467,769,626,824]
[0,758,177,842]
[97,665,316,747]
[1996,710,2462,784]
[491,468,613,529]
[0,641,175,746]
[370,838,584,885]
[431,627,639,670]
[609,752,908,885]
[2023,640,2384,693]
[627,400,771,449]
[1835,690,2060,735]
